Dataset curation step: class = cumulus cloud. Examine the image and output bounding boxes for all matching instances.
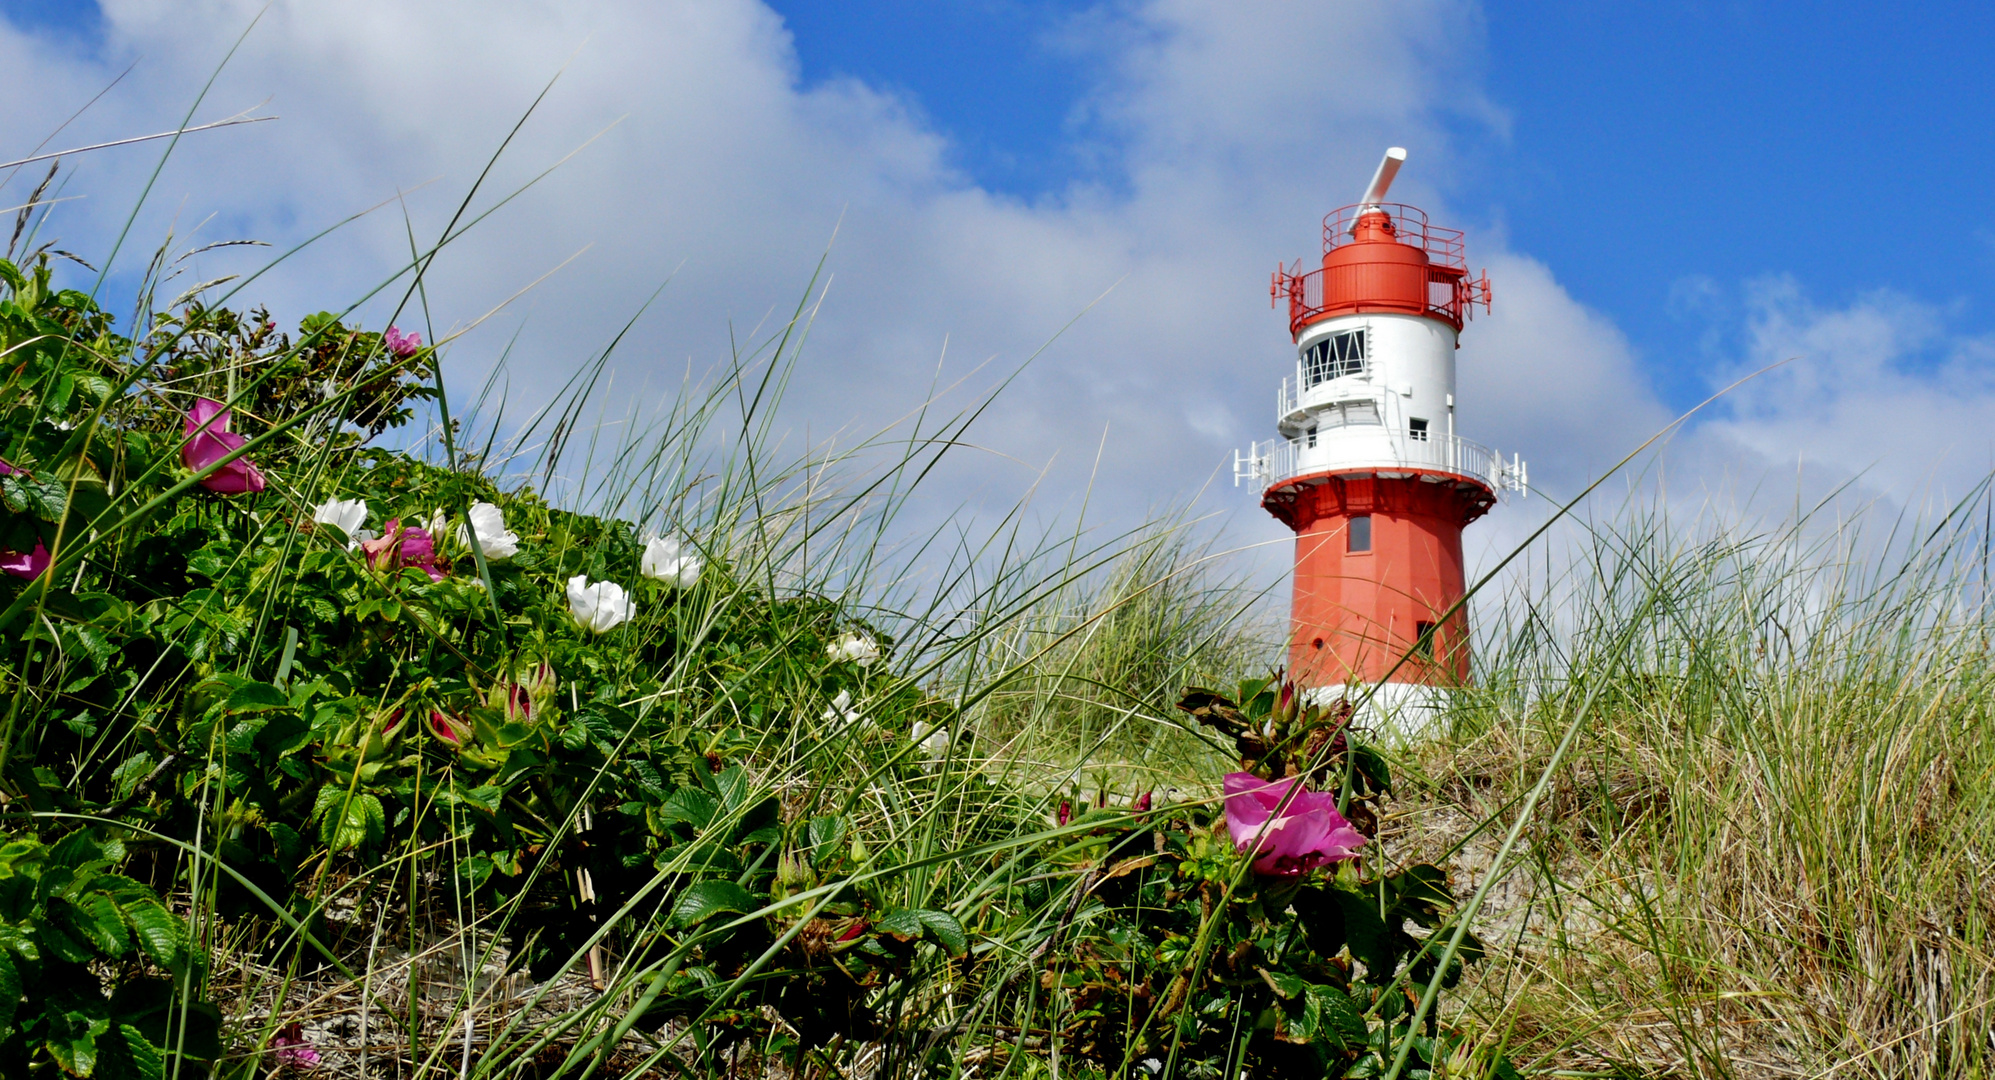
[1704,279,1995,504]
[27,0,1948,575]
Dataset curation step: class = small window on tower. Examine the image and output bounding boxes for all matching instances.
[1306,425,1318,448]
[1348,515,1372,553]
[1409,417,1429,442]
[1414,621,1436,659]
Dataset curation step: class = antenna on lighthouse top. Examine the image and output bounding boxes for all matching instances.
[1352,146,1407,231]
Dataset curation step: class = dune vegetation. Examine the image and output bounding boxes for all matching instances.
[0,113,1990,1080]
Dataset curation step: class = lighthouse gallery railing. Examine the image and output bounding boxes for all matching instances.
[1233,430,1526,497]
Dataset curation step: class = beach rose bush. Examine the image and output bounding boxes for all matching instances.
[1008,677,1503,1079]
[0,255,964,1068]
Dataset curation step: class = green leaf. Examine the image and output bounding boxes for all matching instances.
[44,1010,108,1076]
[118,898,187,971]
[224,680,290,714]
[47,896,122,958]
[78,891,132,956]
[112,1023,165,1080]
[1262,969,1307,999]
[1388,863,1454,926]
[1332,886,1401,981]
[316,789,385,852]
[669,880,756,928]
[48,830,122,872]
[0,950,21,1032]
[457,784,503,814]
[807,815,848,866]
[1353,737,1391,781]
[0,923,41,963]
[874,908,968,957]
[657,788,719,832]
[109,754,153,800]
[714,766,753,810]
[1303,983,1368,1050]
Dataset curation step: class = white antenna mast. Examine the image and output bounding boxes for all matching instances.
[1352,146,1407,232]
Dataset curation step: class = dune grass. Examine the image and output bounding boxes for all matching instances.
[1395,493,1995,1078]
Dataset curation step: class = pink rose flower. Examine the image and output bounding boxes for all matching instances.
[271,1022,319,1069]
[1222,772,1366,876]
[182,398,266,494]
[0,542,49,580]
[383,326,422,358]
[359,519,444,581]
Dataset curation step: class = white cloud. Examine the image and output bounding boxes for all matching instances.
[33,0,1953,578]
[1702,279,1995,504]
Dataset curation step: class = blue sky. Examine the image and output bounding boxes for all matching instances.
[762,0,1995,409]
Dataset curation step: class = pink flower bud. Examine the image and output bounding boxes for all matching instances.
[1133,791,1153,814]
[428,709,472,745]
[1057,801,1071,828]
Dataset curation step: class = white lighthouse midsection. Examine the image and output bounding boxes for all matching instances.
[1279,312,1459,451]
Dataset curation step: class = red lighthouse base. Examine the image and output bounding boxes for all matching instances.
[1265,472,1493,689]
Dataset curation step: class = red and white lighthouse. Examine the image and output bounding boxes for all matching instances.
[1237,148,1525,730]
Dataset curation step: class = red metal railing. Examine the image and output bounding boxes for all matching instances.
[1320,202,1465,269]
[1268,203,1490,335]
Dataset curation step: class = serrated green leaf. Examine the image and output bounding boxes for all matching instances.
[0,950,21,1032]
[44,1007,108,1076]
[316,789,384,852]
[669,880,756,928]
[875,908,968,957]
[223,681,289,713]
[114,1023,165,1080]
[657,788,719,832]
[42,903,105,962]
[1304,983,1369,1049]
[79,890,132,956]
[109,753,153,799]
[48,830,122,872]
[119,899,186,971]
[0,923,41,962]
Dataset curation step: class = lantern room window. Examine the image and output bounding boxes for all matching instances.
[1408,417,1429,442]
[1302,329,1367,387]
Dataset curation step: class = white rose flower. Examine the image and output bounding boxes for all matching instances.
[312,498,368,535]
[566,575,635,633]
[640,533,703,589]
[910,720,950,757]
[826,632,880,667]
[457,501,521,560]
[821,690,872,732]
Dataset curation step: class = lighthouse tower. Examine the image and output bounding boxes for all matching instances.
[1236,148,1525,732]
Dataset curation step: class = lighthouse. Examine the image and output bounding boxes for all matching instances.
[1236,148,1525,732]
